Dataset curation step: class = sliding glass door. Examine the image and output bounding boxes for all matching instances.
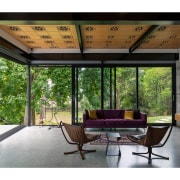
[31,67,72,125]
[116,67,137,109]
[74,66,174,125]
[75,67,101,123]
[138,67,172,124]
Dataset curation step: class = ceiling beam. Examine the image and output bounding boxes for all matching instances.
[0,13,179,25]
[129,25,161,53]
[0,13,180,21]
[0,46,28,64]
[28,53,178,61]
[75,25,83,53]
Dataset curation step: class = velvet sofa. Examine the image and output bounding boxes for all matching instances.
[83,109,147,129]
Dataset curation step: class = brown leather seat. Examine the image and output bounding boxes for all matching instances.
[127,125,173,163]
[60,121,101,160]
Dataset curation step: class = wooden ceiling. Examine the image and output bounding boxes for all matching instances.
[0,13,179,65]
[1,24,180,50]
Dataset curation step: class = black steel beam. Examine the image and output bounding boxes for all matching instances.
[0,46,28,64]
[75,24,83,53]
[129,25,161,53]
[0,12,180,21]
[29,53,178,62]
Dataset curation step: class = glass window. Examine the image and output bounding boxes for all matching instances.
[138,67,172,124]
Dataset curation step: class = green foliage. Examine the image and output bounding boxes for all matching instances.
[0,58,27,124]
[115,68,137,109]
[31,67,71,113]
[78,68,101,109]
[139,67,172,115]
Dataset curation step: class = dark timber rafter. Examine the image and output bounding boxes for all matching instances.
[129,25,161,54]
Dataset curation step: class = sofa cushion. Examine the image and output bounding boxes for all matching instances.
[124,110,134,120]
[103,110,122,119]
[85,119,105,126]
[96,110,104,119]
[123,119,145,125]
[88,110,97,119]
[104,119,125,125]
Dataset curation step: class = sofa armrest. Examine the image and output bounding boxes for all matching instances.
[140,112,147,123]
[83,111,87,124]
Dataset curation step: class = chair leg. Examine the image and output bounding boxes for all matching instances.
[148,147,152,163]
[64,145,97,160]
[132,149,152,163]
[79,149,85,160]
[152,152,169,160]
[132,147,169,163]
[64,150,79,155]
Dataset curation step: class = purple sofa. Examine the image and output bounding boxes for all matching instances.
[83,109,147,129]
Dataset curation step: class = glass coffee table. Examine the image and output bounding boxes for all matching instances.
[105,132,121,156]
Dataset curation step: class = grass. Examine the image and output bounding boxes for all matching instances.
[35,111,72,125]
[147,116,172,124]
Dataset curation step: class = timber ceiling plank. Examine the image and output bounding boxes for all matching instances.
[0,25,80,49]
[139,25,180,49]
[81,25,151,49]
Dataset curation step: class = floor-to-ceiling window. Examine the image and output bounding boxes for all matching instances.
[0,57,27,126]
[138,67,173,124]
[115,67,137,109]
[73,65,174,125]
[31,66,72,125]
[103,67,114,109]
[75,67,101,123]
[0,54,175,128]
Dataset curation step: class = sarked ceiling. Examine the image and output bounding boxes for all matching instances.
[0,13,179,65]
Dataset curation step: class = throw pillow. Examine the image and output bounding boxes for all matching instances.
[133,109,140,119]
[88,110,97,119]
[124,110,134,120]
[85,109,89,119]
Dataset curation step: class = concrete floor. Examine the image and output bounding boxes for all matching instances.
[0,125,180,168]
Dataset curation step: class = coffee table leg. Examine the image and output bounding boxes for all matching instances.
[106,137,109,155]
[118,144,121,156]
[117,137,121,156]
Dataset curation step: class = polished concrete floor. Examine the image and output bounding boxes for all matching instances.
[0,125,180,168]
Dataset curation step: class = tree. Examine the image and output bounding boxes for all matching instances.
[0,58,27,124]
[141,67,172,115]
[116,68,136,109]
[78,68,101,109]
